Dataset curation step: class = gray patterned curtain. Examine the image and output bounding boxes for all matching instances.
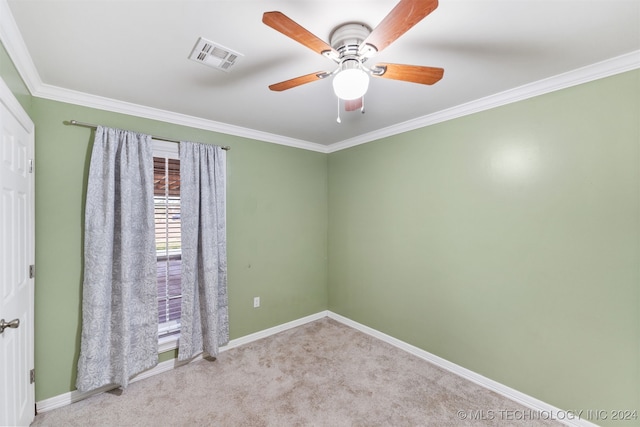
[178,141,229,361]
[76,126,158,392]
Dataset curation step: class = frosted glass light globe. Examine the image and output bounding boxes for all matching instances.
[332,68,370,100]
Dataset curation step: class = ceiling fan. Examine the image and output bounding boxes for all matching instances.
[262,0,444,120]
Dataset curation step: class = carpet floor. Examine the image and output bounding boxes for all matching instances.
[31,318,561,426]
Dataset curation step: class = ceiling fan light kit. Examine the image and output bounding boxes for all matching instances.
[332,61,370,100]
[330,23,372,100]
[262,0,444,121]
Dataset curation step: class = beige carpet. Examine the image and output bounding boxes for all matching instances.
[31,318,561,426]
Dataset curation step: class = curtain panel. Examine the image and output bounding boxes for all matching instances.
[76,126,158,392]
[178,141,229,361]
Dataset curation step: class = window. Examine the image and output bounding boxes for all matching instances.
[153,141,182,342]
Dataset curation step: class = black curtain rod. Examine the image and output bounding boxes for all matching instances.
[66,120,231,151]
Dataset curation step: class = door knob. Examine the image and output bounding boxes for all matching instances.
[0,318,20,333]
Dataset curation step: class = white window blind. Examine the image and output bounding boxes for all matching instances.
[154,155,182,338]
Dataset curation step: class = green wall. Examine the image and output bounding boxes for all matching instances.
[328,70,640,424]
[0,40,31,114]
[29,98,328,401]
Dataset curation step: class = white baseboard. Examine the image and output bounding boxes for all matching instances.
[327,311,600,427]
[220,311,329,352]
[37,310,599,427]
[35,356,197,414]
[36,310,328,413]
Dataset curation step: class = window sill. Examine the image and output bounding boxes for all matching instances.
[159,334,179,353]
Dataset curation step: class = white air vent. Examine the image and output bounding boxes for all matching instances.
[188,37,243,72]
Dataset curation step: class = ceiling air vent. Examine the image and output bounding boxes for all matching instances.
[188,37,243,72]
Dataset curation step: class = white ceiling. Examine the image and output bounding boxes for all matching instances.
[4,0,640,150]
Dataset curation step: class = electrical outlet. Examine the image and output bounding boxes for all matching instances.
[253,297,260,308]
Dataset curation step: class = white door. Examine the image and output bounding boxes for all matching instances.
[0,77,35,426]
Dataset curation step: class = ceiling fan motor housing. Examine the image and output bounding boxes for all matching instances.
[330,23,372,63]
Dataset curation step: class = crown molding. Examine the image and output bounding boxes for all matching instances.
[33,83,330,153]
[0,0,43,93]
[2,0,637,155]
[326,50,640,153]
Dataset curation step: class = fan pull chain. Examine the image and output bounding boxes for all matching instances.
[336,97,342,124]
[361,96,365,114]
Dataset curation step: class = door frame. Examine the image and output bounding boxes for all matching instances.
[0,74,35,426]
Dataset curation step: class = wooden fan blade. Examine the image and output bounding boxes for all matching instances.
[263,11,337,57]
[268,71,330,92]
[362,0,438,53]
[373,63,444,85]
[345,98,363,112]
